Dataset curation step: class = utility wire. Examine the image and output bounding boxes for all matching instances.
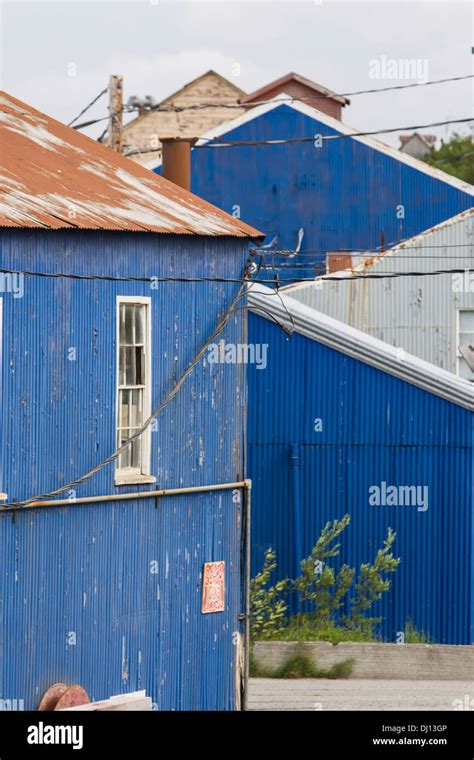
[121,117,474,156]
[251,242,474,256]
[71,74,474,132]
[1,259,472,508]
[68,88,107,127]
[0,265,473,286]
[112,73,474,117]
[195,118,473,149]
[72,107,135,131]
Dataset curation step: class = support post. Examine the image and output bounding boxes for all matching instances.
[108,74,123,153]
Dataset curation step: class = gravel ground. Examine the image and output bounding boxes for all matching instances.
[248,678,474,711]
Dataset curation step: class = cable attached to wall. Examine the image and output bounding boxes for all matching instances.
[0,263,257,510]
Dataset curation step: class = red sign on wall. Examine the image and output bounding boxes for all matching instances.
[202,561,225,613]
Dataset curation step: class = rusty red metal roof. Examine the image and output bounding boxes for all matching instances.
[0,91,263,237]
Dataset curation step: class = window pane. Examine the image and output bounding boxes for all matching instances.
[130,389,142,428]
[124,346,136,386]
[135,306,144,344]
[135,347,143,385]
[130,437,142,469]
[459,358,473,380]
[460,311,474,333]
[117,429,142,470]
[119,304,126,344]
[120,389,130,427]
[119,347,125,386]
[118,430,131,469]
[124,304,134,344]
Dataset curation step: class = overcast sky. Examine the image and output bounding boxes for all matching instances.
[0,0,472,147]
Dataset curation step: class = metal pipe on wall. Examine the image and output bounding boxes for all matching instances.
[13,480,250,510]
[290,444,303,584]
[6,478,253,711]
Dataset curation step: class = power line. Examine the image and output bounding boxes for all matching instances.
[195,117,473,149]
[68,88,107,127]
[0,265,473,286]
[252,243,474,256]
[72,108,134,131]
[121,117,474,156]
[71,73,474,132]
[129,74,474,114]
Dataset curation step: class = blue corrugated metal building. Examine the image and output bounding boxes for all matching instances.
[0,92,263,710]
[247,285,474,645]
[152,97,473,282]
[149,90,474,644]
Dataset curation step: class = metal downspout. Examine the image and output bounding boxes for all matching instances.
[290,444,303,583]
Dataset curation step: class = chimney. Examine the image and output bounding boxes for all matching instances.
[161,138,196,192]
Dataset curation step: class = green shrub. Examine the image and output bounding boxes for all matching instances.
[344,527,400,637]
[293,515,354,626]
[325,658,355,679]
[274,654,321,679]
[404,619,431,644]
[249,548,289,639]
[250,516,400,642]
[250,652,355,679]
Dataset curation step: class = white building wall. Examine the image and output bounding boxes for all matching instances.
[283,208,474,378]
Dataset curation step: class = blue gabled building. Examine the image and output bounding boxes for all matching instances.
[152,96,473,282]
[149,87,474,644]
[0,92,263,710]
[247,285,474,645]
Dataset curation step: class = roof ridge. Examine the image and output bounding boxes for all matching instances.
[162,93,473,195]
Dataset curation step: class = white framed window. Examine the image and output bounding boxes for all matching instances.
[115,297,155,484]
[456,309,474,381]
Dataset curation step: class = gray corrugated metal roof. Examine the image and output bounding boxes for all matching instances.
[248,284,474,410]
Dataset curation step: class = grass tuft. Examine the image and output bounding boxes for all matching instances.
[250,650,355,679]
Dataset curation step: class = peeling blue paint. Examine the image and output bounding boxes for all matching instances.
[0,229,249,710]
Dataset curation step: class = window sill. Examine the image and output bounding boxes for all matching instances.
[114,473,157,487]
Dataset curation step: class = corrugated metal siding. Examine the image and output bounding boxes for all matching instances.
[0,491,242,710]
[183,105,473,282]
[0,91,262,237]
[285,209,474,374]
[248,312,473,644]
[0,229,249,709]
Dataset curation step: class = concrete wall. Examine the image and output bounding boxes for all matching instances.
[253,641,474,681]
